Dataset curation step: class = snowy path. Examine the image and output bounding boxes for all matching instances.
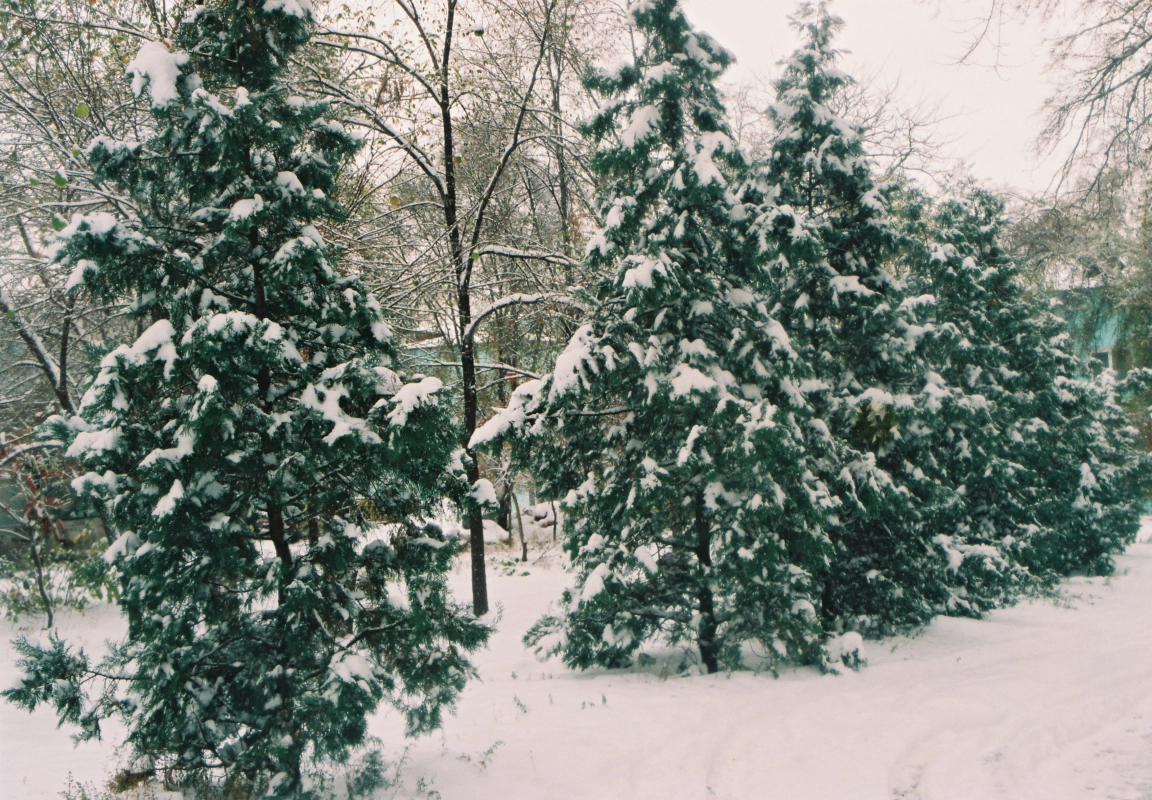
[8,536,1152,799]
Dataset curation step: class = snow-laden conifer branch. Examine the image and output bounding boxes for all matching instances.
[568,406,631,417]
[340,620,404,650]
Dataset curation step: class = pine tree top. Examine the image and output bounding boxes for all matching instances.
[582,0,748,275]
[766,2,885,232]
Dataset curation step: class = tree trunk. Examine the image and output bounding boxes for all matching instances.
[457,264,487,614]
[251,235,292,591]
[497,485,511,537]
[460,309,487,614]
[460,307,487,613]
[267,505,292,569]
[29,533,54,629]
[511,490,528,563]
[467,467,489,615]
[550,48,573,285]
[694,492,718,674]
[439,0,488,616]
[96,505,116,545]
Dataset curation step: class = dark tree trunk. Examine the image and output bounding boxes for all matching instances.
[694,492,718,674]
[29,533,54,629]
[511,491,528,563]
[467,468,489,615]
[267,505,292,569]
[821,575,837,628]
[497,487,511,537]
[461,325,488,615]
[96,505,116,545]
[252,242,292,595]
[439,0,488,616]
[549,51,571,259]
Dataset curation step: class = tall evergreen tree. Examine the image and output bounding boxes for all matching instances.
[902,187,1149,588]
[473,0,840,673]
[894,188,1050,614]
[753,4,936,633]
[3,1,488,794]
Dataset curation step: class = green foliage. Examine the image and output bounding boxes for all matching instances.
[482,0,835,674]
[898,185,1150,600]
[0,544,112,623]
[751,4,936,634]
[3,0,489,794]
[498,1,1151,672]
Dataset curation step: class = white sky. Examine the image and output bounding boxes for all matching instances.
[682,0,1066,193]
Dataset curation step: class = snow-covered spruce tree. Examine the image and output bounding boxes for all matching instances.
[753,4,941,633]
[2,2,488,795]
[903,188,1149,583]
[891,187,1051,612]
[472,0,840,674]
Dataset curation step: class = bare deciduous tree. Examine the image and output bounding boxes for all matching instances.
[0,0,621,615]
[942,0,1152,193]
[300,0,620,614]
[724,65,959,184]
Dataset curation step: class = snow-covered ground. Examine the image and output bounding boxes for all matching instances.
[7,521,1152,799]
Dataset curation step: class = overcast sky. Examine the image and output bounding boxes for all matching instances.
[682,0,1065,194]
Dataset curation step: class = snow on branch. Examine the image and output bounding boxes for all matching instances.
[474,245,582,268]
[0,286,72,413]
[126,42,189,108]
[294,57,446,200]
[0,441,63,469]
[419,361,542,381]
[465,5,557,258]
[463,292,586,342]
